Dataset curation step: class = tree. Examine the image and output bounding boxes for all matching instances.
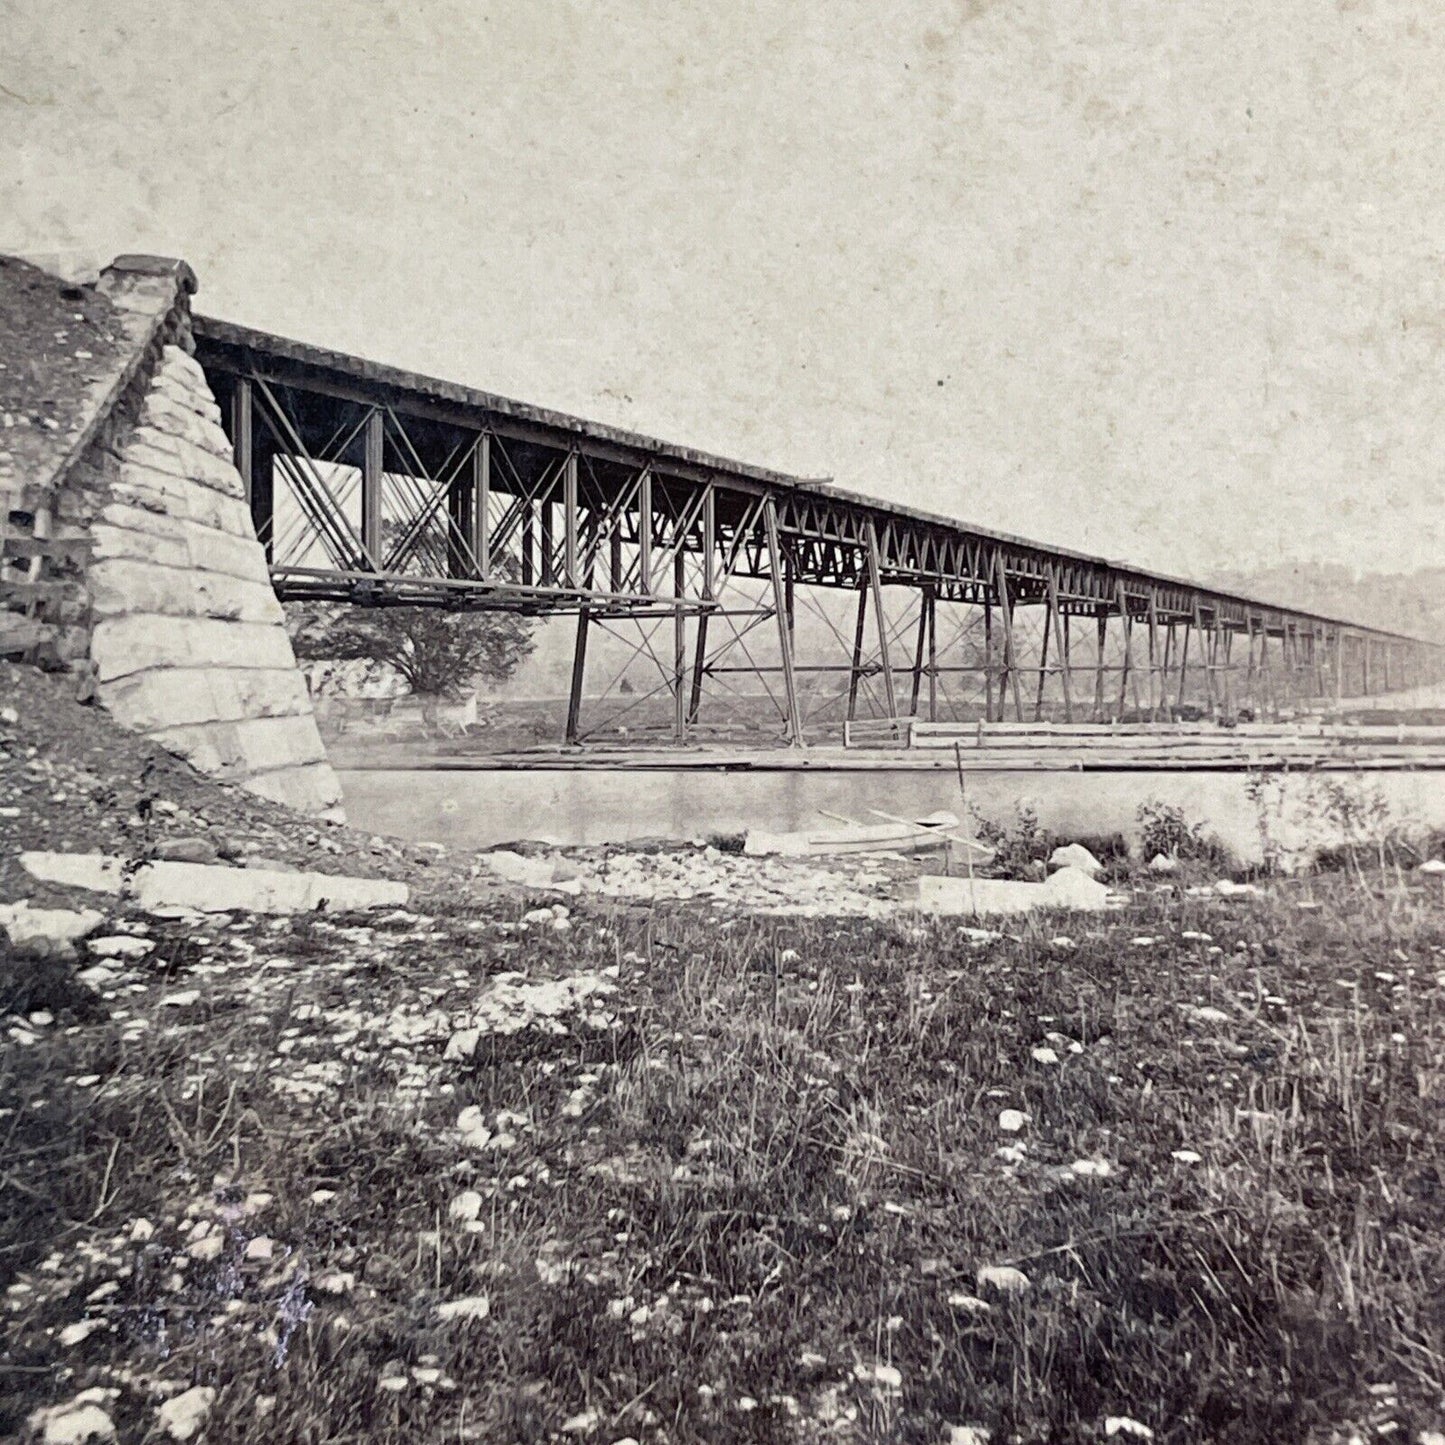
[288,603,534,700]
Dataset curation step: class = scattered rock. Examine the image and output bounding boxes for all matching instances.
[435,1294,490,1322]
[976,1264,1031,1295]
[0,901,104,957]
[87,935,154,960]
[997,1109,1029,1133]
[1104,1419,1154,1440]
[27,1390,118,1444]
[156,1386,216,1442]
[1048,843,1102,876]
[1147,853,1179,874]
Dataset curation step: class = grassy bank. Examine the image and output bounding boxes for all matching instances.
[5,858,1444,1443]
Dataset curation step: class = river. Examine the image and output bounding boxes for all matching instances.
[338,766,1445,865]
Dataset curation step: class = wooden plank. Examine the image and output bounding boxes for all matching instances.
[1,535,91,561]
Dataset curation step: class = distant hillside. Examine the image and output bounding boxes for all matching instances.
[1207,564,1445,640]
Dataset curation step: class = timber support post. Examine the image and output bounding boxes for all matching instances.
[865,520,899,723]
[764,498,805,746]
[565,609,591,745]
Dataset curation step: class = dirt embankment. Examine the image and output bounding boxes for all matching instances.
[0,661,473,908]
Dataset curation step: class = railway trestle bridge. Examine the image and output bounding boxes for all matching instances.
[194,318,1444,748]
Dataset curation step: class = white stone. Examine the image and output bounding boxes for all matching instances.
[91,508,191,569]
[58,1319,105,1346]
[435,1295,490,1322]
[0,901,105,955]
[917,866,1111,917]
[1104,1419,1154,1440]
[19,852,407,915]
[482,850,582,893]
[156,1387,216,1442]
[448,1190,484,1223]
[139,391,233,462]
[997,1108,1028,1133]
[1148,853,1180,873]
[151,369,224,425]
[19,853,126,894]
[133,860,406,915]
[1047,843,1102,876]
[1419,859,1445,875]
[975,1264,1030,1295]
[27,1391,117,1445]
[88,935,154,959]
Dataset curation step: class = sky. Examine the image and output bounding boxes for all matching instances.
[4,0,1444,581]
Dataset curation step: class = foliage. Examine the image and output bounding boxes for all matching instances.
[1135,798,1228,867]
[288,602,534,700]
[973,802,1052,878]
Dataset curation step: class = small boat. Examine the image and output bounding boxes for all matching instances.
[744,808,991,859]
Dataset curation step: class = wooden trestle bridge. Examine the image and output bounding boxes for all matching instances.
[194,317,1444,749]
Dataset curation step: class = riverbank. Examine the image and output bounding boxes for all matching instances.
[7,858,1445,1442]
[4,662,1445,1443]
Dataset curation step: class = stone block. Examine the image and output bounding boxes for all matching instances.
[122,427,245,499]
[101,669,223,731]
[181,485,256,538]
[101,666,311,731]
[91,508,191,569]
[139,391,233,462]
[243,761,346,816]
[159,344,209,391]
[148,713,326,778]
[20,851,407,915]
[133,860,405,915]
[182,524,272,581]
[151,370,224,426]
[90,615,299,681]
[86,556,284,624]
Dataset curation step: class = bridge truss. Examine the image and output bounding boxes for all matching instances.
[194,318,1444,748]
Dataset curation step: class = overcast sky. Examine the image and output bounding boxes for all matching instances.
[4,0,1443,580]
